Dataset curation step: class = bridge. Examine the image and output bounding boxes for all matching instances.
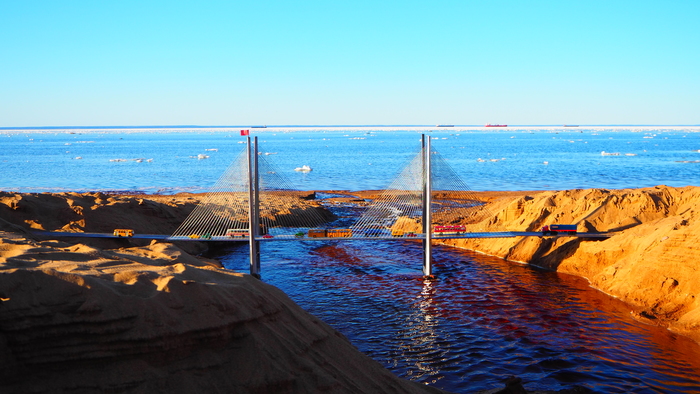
[36,231,608,242]
[34,135,610,278]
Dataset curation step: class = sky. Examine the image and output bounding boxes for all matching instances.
[1,1,699,127]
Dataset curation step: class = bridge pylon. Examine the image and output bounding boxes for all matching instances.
[247,136,261,278]
[422,134,433,278]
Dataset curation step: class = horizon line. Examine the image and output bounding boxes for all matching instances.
[2,124,700,131]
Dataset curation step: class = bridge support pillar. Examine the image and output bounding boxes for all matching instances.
[247,136,261,278]
[422,135,433,277]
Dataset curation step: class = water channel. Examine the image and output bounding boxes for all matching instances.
[213,203,700,394]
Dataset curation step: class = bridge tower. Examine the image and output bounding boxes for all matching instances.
[247,136,261,278]
[422,134,433,277]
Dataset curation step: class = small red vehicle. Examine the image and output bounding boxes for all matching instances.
[433,225,466,235]
[541,224,577,236]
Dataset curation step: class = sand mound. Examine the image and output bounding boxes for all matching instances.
[442,186,700,342]
[0,191,191,233]
[0,234,449,393]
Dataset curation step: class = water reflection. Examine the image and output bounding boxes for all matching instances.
[215,240,700,393]
[395,278,446,385]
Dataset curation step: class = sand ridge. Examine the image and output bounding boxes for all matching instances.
[0,233,451,393]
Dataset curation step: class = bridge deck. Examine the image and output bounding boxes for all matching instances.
[33,231,611,241]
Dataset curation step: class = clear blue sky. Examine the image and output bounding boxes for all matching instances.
[2,1,698,127]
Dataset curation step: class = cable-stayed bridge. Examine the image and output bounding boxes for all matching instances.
[166,135,607,277]
[166,135,492,277]
[34,135,609,278]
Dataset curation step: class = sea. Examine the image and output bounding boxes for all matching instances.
[2,126,700,193]
[2,126,700,393]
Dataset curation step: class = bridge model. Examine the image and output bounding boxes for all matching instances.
[34,135,611,278]
[37,231,608,242]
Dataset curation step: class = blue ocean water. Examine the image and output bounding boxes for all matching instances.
[1,126,699,193]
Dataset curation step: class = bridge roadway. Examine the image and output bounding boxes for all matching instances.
[33,231,611,241]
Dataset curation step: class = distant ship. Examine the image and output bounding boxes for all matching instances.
[563,125,579,127]
[485,124,507,127]
[436,125,454,127]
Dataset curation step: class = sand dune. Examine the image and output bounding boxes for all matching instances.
[0,237,449,393]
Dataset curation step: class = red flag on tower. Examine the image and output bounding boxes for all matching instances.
[240,129,250,136]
